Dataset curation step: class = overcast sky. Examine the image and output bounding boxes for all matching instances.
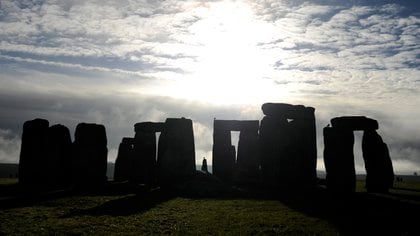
[0,0,419,174]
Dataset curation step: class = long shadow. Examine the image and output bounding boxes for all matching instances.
[62,187,176,217]
[275,188,420,235]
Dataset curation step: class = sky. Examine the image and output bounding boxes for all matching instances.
[0,0,419,174]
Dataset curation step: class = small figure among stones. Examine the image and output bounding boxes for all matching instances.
[201,157,208,173]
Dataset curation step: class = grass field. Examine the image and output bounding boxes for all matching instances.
[1,178,420,235]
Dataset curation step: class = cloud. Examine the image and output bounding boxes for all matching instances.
[0,0,419,173]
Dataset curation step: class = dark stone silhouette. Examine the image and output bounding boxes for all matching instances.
[362,130,394,192]
[201,157,208,173]
[331,116,379,130]
[72,123,108,186]
[18,118,49,185]
[130,122,164,186]
[259,103,317,189]
[157,118,196,185]
[46,124,72,187]
[212,120,259,183]
[323,116,394,193]
[323,127,356,193]
[114,137,134,182]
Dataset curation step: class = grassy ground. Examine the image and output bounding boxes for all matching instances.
[1,178,420,235]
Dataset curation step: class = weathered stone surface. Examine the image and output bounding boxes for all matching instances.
[134,122,165,133]
[362,130,394,192]
[114,137,134,182]
[73,123,108,186]
[331,116,379,130]
[262,103,315,119]
[132,130,157,185]
[323,127,356,193]
[46,124,72,187]
[157,118,196,185]
[19,118,49,185]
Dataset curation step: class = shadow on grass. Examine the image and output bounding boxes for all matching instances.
[275,188,420,236]
[62,188,176,217]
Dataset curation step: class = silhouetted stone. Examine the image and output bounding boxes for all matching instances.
[18,118,49,185]
[72,123,108,186]
[362,130,394,193]
[259,103,317,190]
[323,127,356,193]
[134,122,165,133]
[331,116,379,130]
[46,124,72,187]
[212,120,260,183]
[132,129,157,186]
[157,118,196,185]
[262,103,307,118]
[114,137,134,182]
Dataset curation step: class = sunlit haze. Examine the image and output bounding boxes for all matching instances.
[0,0,419,175]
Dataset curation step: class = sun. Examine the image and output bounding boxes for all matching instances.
[166,1,293,105]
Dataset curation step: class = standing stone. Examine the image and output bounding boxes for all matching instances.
[323,127,356,193]
[114,137,134,182]
[72,123,108,186]
[132,130,157,186]
[46,124,72,187]
[259,103,317,190]
[259,115,288,187]
[213,125,235,182]
[236,121,260,183]
[157,118,196,185]
[19,118,49,185]
[362,130,394,192]
[131,122,165,186]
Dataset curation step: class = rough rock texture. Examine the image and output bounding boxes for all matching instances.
[72,123,108,186]
[46,124,72,187]
[157,118,196,185]
[323,127,356,193]
[331,116,379,131]
[259,103,317,189]
[114,137,134,182]
[362,130,394,192]
[18,118,49,185]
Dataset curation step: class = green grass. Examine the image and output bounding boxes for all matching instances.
[1,179,420,235]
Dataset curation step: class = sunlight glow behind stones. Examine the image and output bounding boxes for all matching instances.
[164,1,295,104]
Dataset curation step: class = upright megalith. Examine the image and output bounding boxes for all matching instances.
[46,124,72,187]
[212,120,259,183]
[362,130,394,192]
[323,116,394,193]
[19,118,49,185]
[213,127,235,182]
[73,123,108,186]
[323,127,356,193]
[259,103,317,189]
[130,122,164,185]
[157,118,196,185]
[114,137,134,182]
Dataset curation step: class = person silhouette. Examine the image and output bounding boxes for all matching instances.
[201,157,208,173]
